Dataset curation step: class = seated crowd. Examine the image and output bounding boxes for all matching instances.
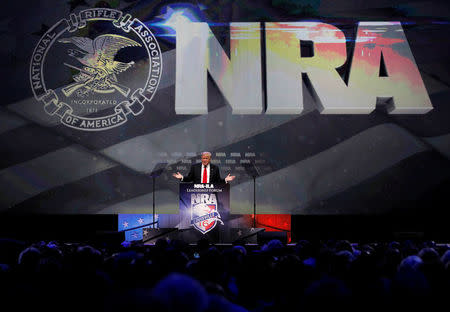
[0,237,449,311]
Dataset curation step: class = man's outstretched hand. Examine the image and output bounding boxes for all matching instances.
[225,173,236,183]
[173,172,183,179]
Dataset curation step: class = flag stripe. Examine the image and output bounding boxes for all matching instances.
[302,151,450,215]
[0,145,116,210]
[231,123,430,214]
[0,123,71,170]
[10,166,151,214]
[423,133,450,159]
[0,109,28,135]
[388,91,450,137]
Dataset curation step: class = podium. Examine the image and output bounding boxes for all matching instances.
[178,183,230,233]
[143,182,264,244]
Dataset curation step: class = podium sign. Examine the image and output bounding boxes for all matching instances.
[179,183,230,234]
[146,183,261,243]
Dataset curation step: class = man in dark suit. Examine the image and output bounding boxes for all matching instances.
[173,152,235,183]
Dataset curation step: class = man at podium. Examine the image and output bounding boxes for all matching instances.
[173,152,235,183]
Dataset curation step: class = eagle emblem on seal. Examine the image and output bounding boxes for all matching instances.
[58,34,141,97]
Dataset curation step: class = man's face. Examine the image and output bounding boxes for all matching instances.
[201,154,211,166]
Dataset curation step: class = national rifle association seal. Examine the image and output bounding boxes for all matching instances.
[30,8,162,131]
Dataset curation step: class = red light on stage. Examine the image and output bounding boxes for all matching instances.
[255,214,291,243]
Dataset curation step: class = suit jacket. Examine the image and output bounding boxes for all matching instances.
[183,163,224,183]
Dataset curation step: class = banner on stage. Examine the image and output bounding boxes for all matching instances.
[179,183,230,234]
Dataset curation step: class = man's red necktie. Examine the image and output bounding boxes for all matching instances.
[202,166,207,183]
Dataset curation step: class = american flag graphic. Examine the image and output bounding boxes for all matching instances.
[0,0,449,221]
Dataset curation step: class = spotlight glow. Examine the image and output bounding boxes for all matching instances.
[147,3,206,43]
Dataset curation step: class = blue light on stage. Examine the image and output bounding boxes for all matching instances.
[146,3,208,43]
[118,214,156,242]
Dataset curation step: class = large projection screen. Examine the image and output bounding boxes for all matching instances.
[1,1,449,216]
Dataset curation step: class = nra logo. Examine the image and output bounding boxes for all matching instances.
[176,21,432,115]
[30,8,162,131]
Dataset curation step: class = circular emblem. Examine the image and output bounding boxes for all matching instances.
[30,8,162,131]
